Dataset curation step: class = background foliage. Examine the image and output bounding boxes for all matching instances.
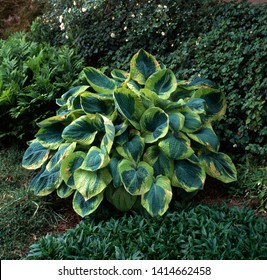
[0,32,84,144]
[32,0,267,162]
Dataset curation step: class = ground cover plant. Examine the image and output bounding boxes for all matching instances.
[26,203,267,260]
[0,32,84,144]
[22,49,237,218]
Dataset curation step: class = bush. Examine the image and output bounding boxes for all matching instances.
[22,49,236,218]
[31,0,267,162]
[26,203,267,260]
[0,32,84,144]
[228,160,267,212]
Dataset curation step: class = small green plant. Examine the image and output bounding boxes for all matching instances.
[22,49,237,217]
[0,32,84,143]
[26,203,267,260]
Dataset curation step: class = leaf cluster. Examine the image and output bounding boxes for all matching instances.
[0,32,84,144]
[26,203,267,260]
[22,49,236,217]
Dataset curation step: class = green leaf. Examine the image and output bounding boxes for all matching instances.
[130,49,161,85]
[186,98,207,115]
[194,88,226,121]
[181,109,202,133]
[116,132,145,162]
[60,151,86,188]
[61,85,89,101]
[140,107,169,143]
[36,122,65,150]
[141,176,172,216]
[111,69,129,83]
[143,145,174,178]
[30,163,62,196]
[57,182,74,198]
[172,159,206,192]
[37,115,69,128]
[105,185,137,212]
[22,140,50,170]
[114,87,146,129]
[159,132,194,160]
[73,190,103,217]
[187,125,220,152]
[81,146,109,171]
[74,168,112,199]
[100,114,115,154]
[199,152,237,183]
[46,143,76,172]
[119,159,153,195]
[80,91,114,115]
[145,69,177,98]
[83,67,116,94]
[62,115,101,146]
[108,156,122,188]
[168,112,185,132]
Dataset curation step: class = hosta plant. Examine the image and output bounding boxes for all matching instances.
[22,49,237,217]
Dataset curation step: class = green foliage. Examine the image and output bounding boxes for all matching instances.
[26,203,267,260]
[0,32,84,144]
[31,0,267,162]
[228,160,267,212]
[22,50,236,217]
[0,146,61,259]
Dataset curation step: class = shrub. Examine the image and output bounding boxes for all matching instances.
[26,203,267,260]
[0,32,84,144]
[228,160,267,212]
[22,49,236,217]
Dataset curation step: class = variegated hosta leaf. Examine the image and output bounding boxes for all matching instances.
[111,69,129,84]
[143,145,174,178]
[73,190,104,217]
[108,156,122,188]
[62,114,102,146]
[114,120,128,137]
[199,151,237,183]
[61,85,89,101]
[37,115,68,128]
[140,107,169,143]
[113,87,146,129]
[60,151,86,188]
[22,140,50,170]
[159,132,194,160]
[130,49,161,85]
[46,142,76,172]
[194,87,226,121]
[83,67,116,94]
[119,159,154,195]
[141,176,173,216]
[36,122,65,150]
[186,98,207,115]
[180,109,202,133]
[80,146,109,172]
[169,85,193,102]
[187,125,219,152]
[30,162,62,196]
[145,69,177,99]
[127,79,140,94]
[105,185,137,212]
[172,159,206,192]
[80,91,114,115]
[116,132,145,162]
[168,111,185,132]
[57,182,74,198]
[74,168,112,199]
[100,114,115,154]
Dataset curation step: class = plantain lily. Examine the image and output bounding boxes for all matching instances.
[22,49,237,217]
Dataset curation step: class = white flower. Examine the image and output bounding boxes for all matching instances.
[161,32,166,36]
[59,15,63,23]
[110,32,116,38]
[82,8,87,12]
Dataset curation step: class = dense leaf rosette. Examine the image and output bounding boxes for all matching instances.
[22,49,237,217]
